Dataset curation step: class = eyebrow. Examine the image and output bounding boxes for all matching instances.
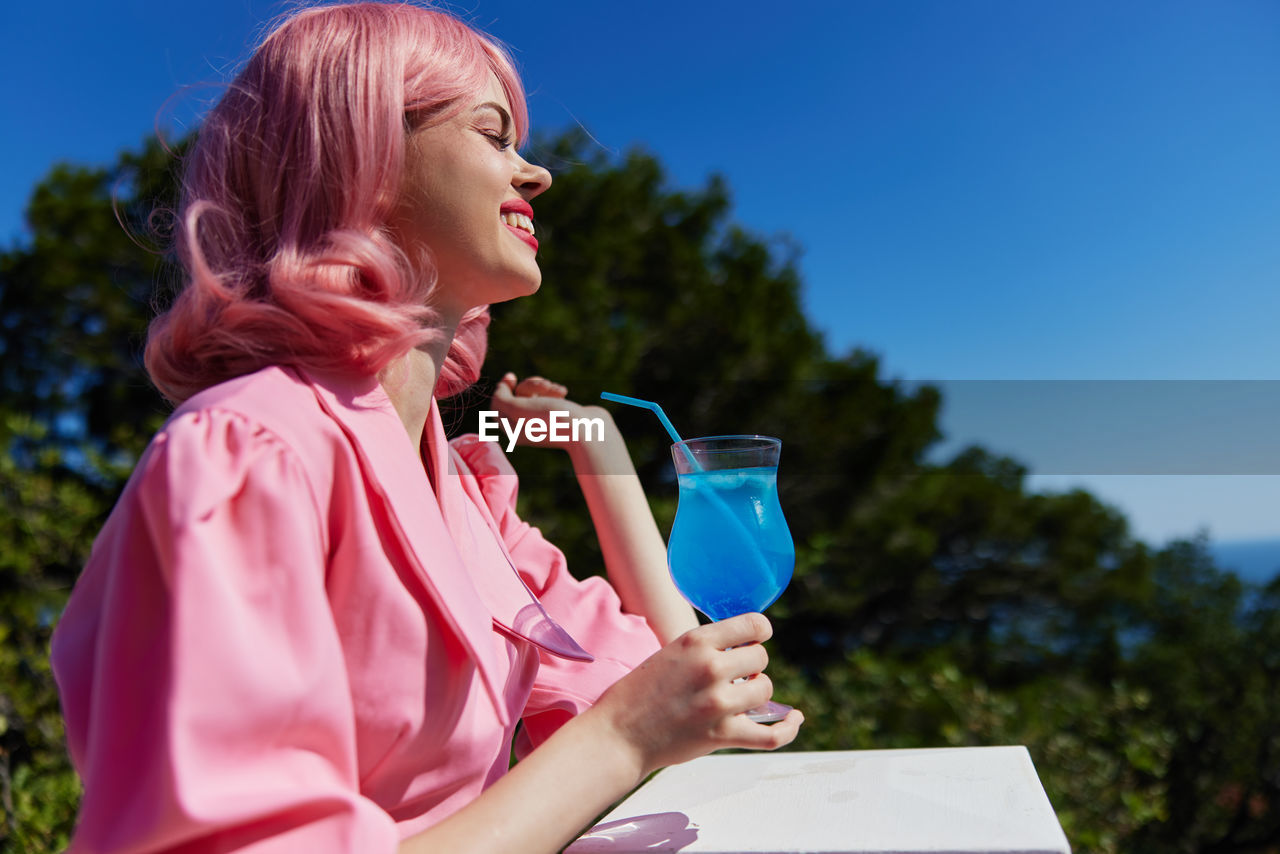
[474,102,512,136]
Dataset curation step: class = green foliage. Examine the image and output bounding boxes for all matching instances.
[0,134,180,851]
[2,129,1277,853]
[771,651,1175,854]
[0,136,182,461]
[1121,550,1280,852]
[0,416,103,850]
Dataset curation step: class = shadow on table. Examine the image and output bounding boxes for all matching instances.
[568,811,699,852]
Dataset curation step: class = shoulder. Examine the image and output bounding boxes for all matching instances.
[171,365,356,465]
[176,366,330,435]
[141,367,356,521]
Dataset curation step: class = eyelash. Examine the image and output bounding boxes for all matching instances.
[483,130,513,151]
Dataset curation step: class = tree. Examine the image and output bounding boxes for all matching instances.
[1122,544,1280,852]
[0,416,106,851]
[0,135,184,850]
[0,137,184,462]
[1,129,1275,853]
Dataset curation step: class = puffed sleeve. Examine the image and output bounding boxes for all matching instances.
[51,409,399,853]
[450,437,662,754]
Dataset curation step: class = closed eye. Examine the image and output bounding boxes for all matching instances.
[474,101,515,151]
[483,130,514,151]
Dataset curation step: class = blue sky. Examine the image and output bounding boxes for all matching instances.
[5,1,1279,545]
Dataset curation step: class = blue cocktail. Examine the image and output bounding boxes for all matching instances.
[667,435,794,721]
[667,466,794,619]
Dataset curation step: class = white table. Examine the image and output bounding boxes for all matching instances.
[568,746,1071,854]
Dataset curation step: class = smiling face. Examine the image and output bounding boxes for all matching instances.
[391,73,552,322]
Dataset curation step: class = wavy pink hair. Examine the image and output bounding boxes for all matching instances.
[145,2,528,404]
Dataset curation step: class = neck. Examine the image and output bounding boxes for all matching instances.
[379,315,459,449]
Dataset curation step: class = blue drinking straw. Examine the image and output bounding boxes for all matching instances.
[600,392,701,470]
[599,392,685,444]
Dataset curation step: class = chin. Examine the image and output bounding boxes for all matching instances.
[505,272,543,302]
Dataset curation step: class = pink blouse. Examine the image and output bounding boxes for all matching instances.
[51,366,662,852]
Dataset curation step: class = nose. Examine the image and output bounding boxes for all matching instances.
[513,154,551,200]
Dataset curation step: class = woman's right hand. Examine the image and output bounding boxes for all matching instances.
[585,612,803,778]
[399,612,801,854]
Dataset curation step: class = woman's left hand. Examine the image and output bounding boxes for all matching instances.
[490,372,611,449]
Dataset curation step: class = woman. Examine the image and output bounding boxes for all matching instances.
[51,3,801,852]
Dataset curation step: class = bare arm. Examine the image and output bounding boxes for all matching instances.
[399,614,801,854]
[491,374,698,643]
[411,377,800,853]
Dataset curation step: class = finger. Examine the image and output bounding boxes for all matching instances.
[701,613,772,649]
[518,376,568,399]
[493,373,518,399]
[532,376,567,396]
[755,709,805,747]
[724,708,804,751]
[720,643,769,682]
[726,671,773,711]
[529,375,566,394]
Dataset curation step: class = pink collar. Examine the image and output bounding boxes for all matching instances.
[297,368,592,723]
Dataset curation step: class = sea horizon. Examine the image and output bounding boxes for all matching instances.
[1208,536,1280,586]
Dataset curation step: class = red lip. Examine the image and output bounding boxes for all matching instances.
[500,198,537,252]
[500,199,534,218]
[504,223,539,252]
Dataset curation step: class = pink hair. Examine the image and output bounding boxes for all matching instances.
[145,2,529,403]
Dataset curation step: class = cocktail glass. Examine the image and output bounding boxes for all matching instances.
[666,435,795,723]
